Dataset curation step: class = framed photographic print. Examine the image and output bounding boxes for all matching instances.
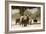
[5,1,45,34]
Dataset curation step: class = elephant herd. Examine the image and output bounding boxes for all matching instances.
[16,15,32,27]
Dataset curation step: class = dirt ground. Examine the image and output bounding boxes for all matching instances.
[11,24,42,31]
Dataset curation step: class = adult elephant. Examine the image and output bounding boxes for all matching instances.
[20,15,29,27]
[16,18,20,24]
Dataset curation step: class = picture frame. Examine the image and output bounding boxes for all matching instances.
[5,1,45,34]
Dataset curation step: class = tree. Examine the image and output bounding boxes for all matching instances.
[24,11,32,16]
[12,13,21,19]
[31,11,40,19]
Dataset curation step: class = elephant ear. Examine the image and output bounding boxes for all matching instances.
[20,16,24,22]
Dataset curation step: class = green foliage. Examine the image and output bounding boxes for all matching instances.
[12,13,21,19]
[24,11,32,16]
[31,11,40,19]
[12,10,40,20]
